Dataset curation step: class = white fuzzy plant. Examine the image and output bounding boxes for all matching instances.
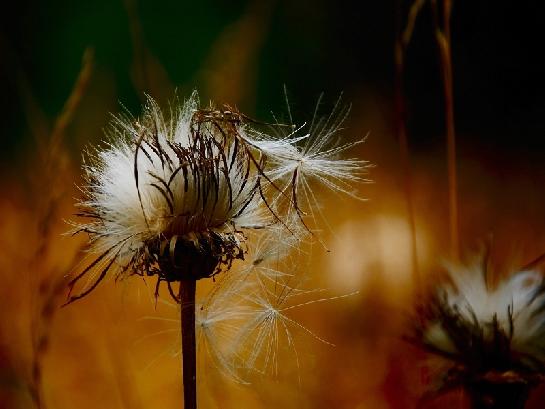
[413,256,545,408]
[68,91,369,408]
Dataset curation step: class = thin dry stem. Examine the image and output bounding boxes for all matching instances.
[432,0,459,259]
[49,48,94,159]
[124,0,150,93]
[30,274,70,409]
[394,0,425,293]
[23,47,93,409]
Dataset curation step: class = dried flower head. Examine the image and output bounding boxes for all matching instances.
[69,93,262,301]
[68,91,367,409]
[412,256,545,405]
[68,91,367,302]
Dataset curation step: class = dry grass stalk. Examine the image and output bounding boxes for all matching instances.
[394,0,426,293]
[21,48,94,409]
[431,0,459,259]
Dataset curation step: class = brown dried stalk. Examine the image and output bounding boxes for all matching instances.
[394,0,426,292]
[24,48,94,409]
[431,0,459,259]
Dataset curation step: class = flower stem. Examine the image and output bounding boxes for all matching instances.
[180,279,197,409]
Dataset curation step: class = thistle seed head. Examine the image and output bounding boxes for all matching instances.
[68,93,271,301]
[68,91,368,303]
[412,257,545,397]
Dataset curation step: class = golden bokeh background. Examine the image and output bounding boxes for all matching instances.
[2,1,545,408]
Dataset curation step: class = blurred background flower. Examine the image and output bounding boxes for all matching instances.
[2,1,545,408]
[412,259,545,408]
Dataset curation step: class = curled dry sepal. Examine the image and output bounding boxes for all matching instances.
[411,261,545,408]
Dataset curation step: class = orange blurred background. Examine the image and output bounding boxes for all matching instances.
[2,1,545,408]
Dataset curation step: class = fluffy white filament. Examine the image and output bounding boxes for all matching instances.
[423,263,545,367]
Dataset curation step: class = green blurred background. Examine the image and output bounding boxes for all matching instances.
[2,1,545,163]
[0,0,394,163]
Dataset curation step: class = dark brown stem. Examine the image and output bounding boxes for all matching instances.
[180,280,197,409]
